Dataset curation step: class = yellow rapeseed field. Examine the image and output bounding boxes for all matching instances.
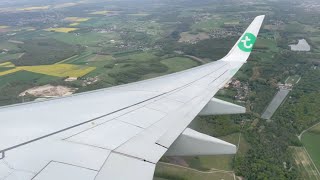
[69,23,80,26]
[53,3,78,9]
[19,6,50,11]
[45,28,78,33]
[64,17,90,22]
[0,64,95,78]
[0,62,15,67]
[0,68,20,76]
[89,11,111,15]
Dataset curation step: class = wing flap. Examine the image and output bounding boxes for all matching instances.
[33,162,97,180]
[0,90,159,153]
[165,128,236,156]
[66,120,143,150]
[95,153,155,180]
[199,97,246,115]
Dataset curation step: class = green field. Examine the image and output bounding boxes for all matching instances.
[0,70,58,87]
[0,53,24,63]
[0,71,59,106]
[192,19,223,32]
[161,57,199,73]
[291,146,320,180]
[302,123,320,171]
[183,133,249,171]
[0,41,20,50]
[254,38,278,52]
[50,31,120,46]
[285,75,301,85]
[154,162,234,180]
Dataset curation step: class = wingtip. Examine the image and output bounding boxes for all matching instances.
[220,15,266,62]
[256,15,266,20]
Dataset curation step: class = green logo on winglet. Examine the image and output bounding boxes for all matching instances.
[238,33,256,52]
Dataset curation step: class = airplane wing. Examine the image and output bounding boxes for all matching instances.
[0,15,265,180]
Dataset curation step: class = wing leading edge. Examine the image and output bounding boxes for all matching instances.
[0,15,265,180]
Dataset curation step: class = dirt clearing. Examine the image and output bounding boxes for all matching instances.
[19,84,78,97]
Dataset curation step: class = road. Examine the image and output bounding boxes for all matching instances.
[298,121,320,140]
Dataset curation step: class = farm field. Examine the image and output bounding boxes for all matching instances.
[254,38,279,52]
[18,6,49,11]
[155,162,234,180]
[291,146,320,180]
[45,28,78,33]
[302,123,320,171]
[161,57,199,73]
[69,23,80,26]
[199,133,249,171]
[50,32,119,46]
[64,17,90,22]
[0,62,15,68]
[285,75,301,85]
[181,132,249,171]
[0,71,58,86]
[89,11,113,15]
[192,19,223,32]
[0,64,95,78]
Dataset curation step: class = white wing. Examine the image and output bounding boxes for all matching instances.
[0,15,265,180]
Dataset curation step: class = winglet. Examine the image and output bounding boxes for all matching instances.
[221,15,265,63]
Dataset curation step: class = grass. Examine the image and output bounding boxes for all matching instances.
[302,123,320,171]
[155,162,234,180]
[192,19,223,32]
[161,57,199,73]
[0,70,58,89]
[153,178,168,180]
[86,55,115,62]
[55,52,96,65]
[0,64,95,78]
[141,57,199,80]
[291,146,320,180]
[0,41,20,50]
[0,71,60,106]
[254,38,278,52]
[200,133,250,169]
[116,52,158,61]
[51,31,119,46]
[0,53,24,63]
[45,28,78,33]
[184,133,249,171]
[285,75,301,84]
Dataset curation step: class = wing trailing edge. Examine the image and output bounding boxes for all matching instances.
[165,128,236,156]
[199,97,246,116]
